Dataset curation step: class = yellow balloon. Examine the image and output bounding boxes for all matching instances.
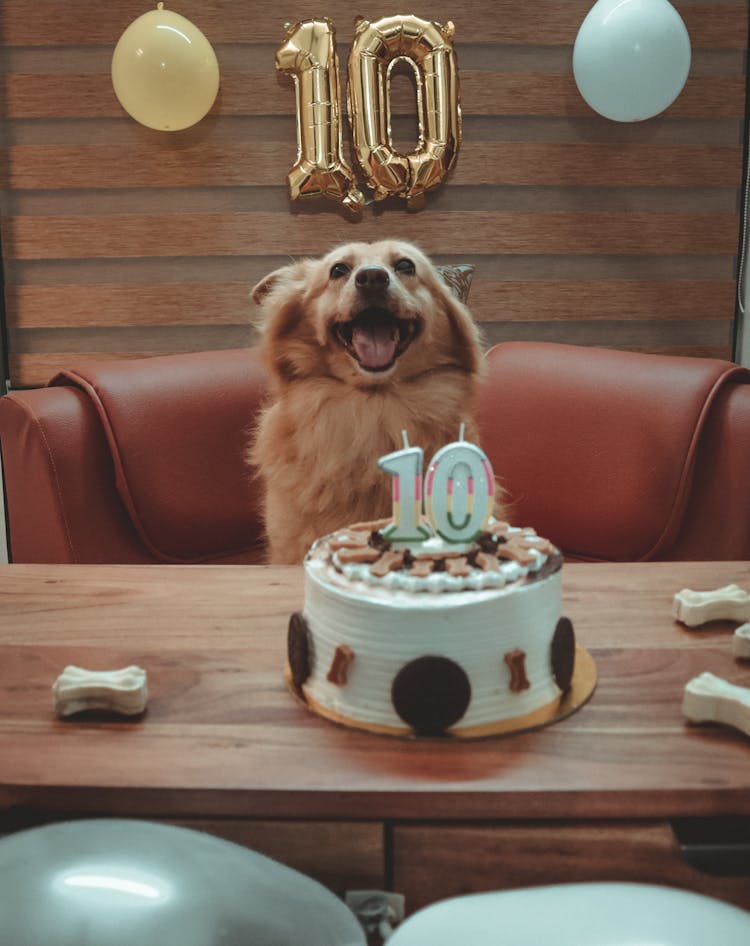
[112,4,219,131]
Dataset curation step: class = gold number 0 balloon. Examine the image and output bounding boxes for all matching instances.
[276,19,364,211]
[348,15,462,206]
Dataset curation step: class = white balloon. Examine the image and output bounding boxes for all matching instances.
[388,884,750,946]
[573,0,691,122]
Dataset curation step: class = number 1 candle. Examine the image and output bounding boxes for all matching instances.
[378,432,433,541]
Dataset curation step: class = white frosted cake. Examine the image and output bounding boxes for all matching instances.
[286,519,581,738]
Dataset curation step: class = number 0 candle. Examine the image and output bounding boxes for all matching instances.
[424,428,495,542]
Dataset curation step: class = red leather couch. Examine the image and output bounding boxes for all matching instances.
[1,342,748,564]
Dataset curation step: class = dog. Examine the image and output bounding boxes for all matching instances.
[249,239,487,563]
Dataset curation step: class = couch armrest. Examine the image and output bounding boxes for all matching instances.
[0,348,269,564]
[0,384,150,563]
[478,342,750,562]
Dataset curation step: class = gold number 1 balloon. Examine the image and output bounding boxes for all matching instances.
[347,15,462,206]
[276,19,365,212]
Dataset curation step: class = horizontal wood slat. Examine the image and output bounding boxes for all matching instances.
[9,319,734,388]
[0,0,744,387]
[6,280,736,329]
[4,211,739,259]
[2,142,742,189]
[1,2,745,48]
[4,72,744,120]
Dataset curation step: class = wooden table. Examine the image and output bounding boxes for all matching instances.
[2,561,750,912]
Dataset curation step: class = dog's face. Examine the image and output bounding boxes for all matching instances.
[253,240,481,388]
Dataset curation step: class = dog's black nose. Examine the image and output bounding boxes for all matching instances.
[355,266,390,291]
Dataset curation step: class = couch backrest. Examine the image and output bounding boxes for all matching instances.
[1,342,748,564]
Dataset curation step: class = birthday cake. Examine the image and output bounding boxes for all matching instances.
[285,432,592,738]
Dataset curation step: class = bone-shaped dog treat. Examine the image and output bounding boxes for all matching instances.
[672,584,750,628]
[52,665,148,717]
[734,624,750,660]
[682,671,750,739]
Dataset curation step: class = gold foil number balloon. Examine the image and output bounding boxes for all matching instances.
[276,15,461,210]
[111,3,220,131]
[276,19,365,212]
[347,15,462,206]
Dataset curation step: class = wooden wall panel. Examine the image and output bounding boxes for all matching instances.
[0,0,746,387]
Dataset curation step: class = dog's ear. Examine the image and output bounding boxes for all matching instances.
[252,258,315,308]
[440,287,484,377]
[436,264,475,305]
[251,267,287,306]
[252,258,323,385]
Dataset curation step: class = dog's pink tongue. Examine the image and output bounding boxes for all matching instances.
[352,323,397,369]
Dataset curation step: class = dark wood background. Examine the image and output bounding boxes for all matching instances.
[0,0,746,388]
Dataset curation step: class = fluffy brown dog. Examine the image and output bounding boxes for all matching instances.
[249,239,486,563]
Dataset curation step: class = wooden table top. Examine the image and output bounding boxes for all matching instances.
[1,561,749,822]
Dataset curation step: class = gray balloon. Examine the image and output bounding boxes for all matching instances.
[0,819,365,946]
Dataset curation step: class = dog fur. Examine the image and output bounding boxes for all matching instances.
[249,239,486,564]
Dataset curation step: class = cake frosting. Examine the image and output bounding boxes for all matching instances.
[286,518,579,738]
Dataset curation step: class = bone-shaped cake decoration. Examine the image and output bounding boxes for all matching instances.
[672,584,750,628]
[52,665,148,717]
[734,624,750,660]
[682,672,750,739]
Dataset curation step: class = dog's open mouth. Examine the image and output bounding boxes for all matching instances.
[333,308,420,372]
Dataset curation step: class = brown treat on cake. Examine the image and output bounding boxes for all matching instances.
[370,549,405,577]
[330,529,371,551]
[409,559,434,578]
[327,644,355,685]
[445,556,471,578]
[504,649,531,692]
[487,520,512,537]
[495,538,537,565]
[475,551,501,572]
[337,546,382,564]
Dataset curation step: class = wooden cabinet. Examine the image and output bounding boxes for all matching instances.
[3,810,750,917]
[391,820,750,915]
[171,819,384,898]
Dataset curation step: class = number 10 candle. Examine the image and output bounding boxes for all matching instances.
[378,427,495,543]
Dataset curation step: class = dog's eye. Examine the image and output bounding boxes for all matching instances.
[330,262,351,280]
[394,258,416,276]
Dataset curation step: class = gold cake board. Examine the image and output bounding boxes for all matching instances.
[285,644,597,740]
